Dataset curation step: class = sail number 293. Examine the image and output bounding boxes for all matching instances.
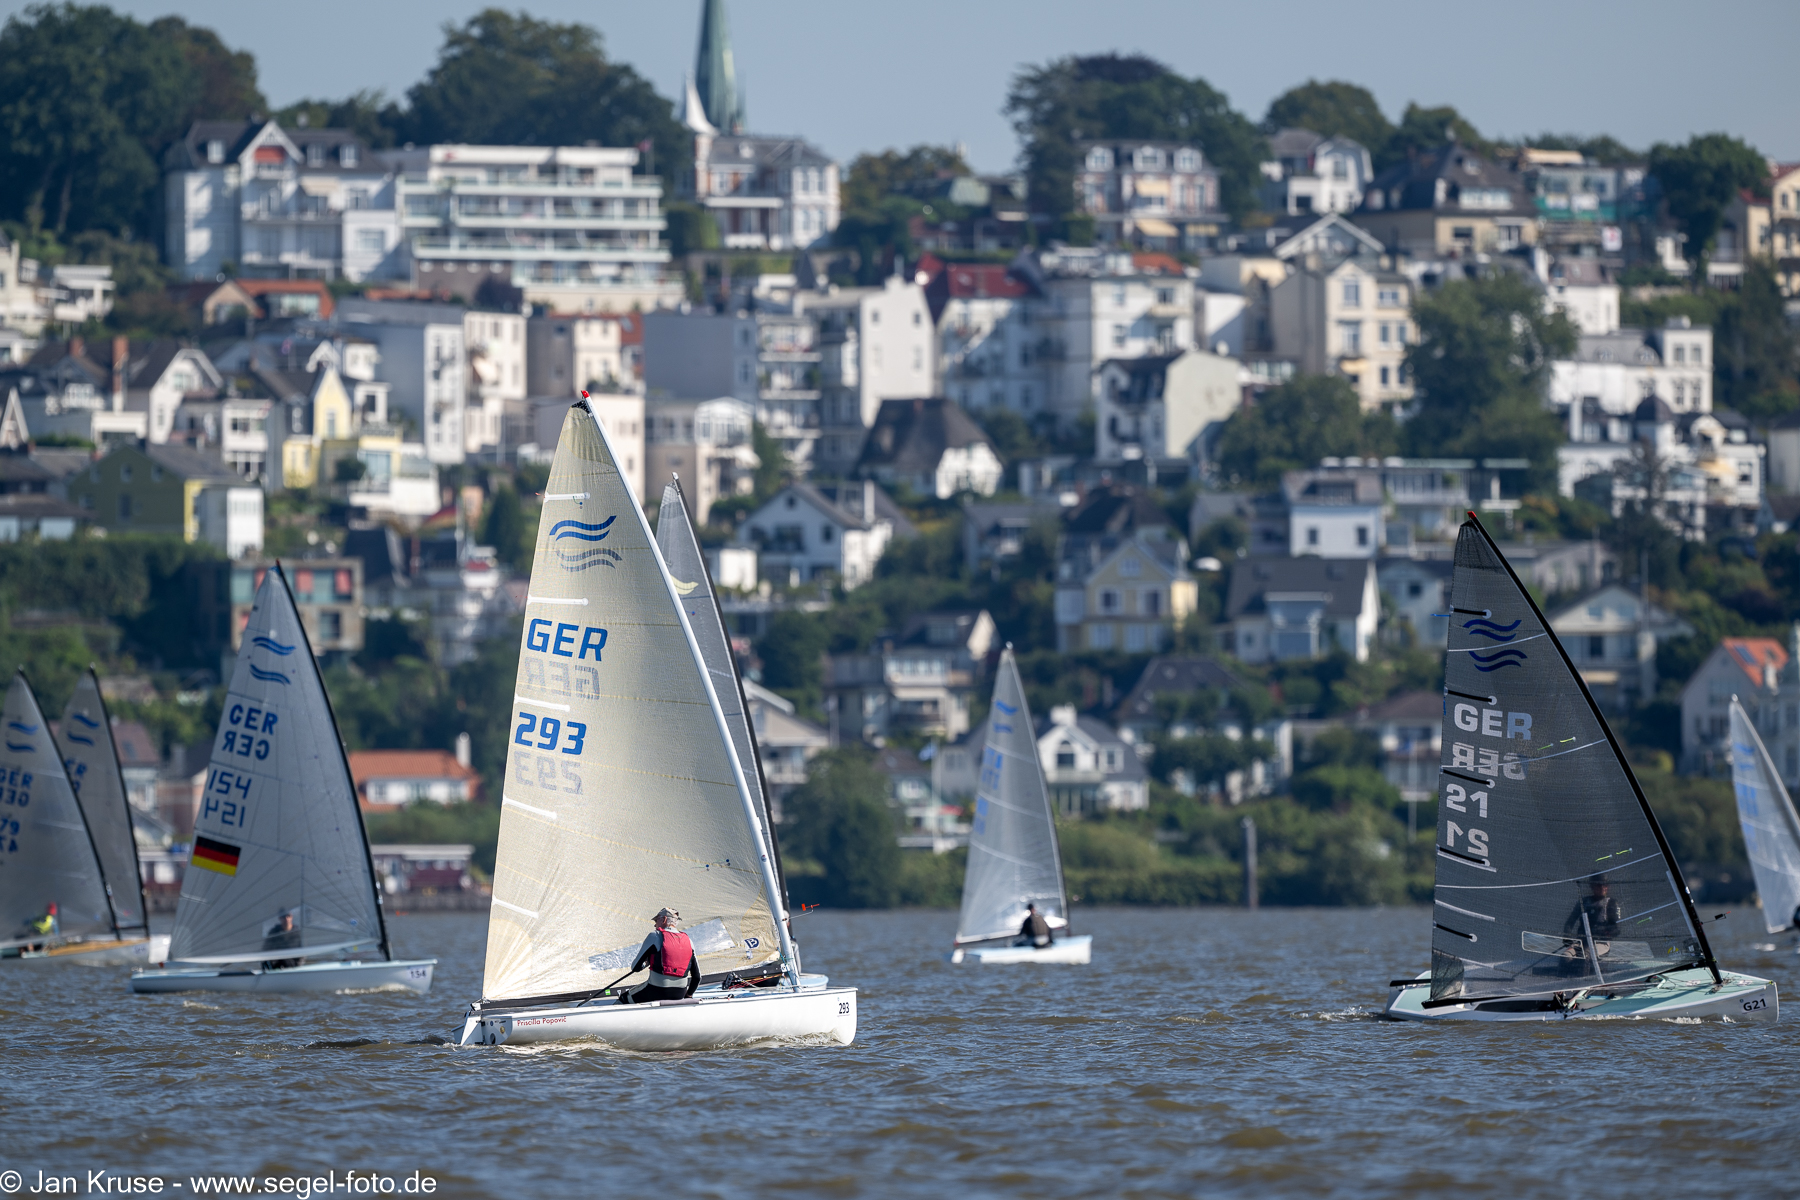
[514,712,588,756]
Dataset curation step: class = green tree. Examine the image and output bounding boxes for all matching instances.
[1523,132,1640,166]
[780,749,899,908]
[148,15,265,126]
[1213,374,1387,487]
[756,610,828,709]
[664,201,720,256]
[399,10,689,191]
[842,144,968,214]
[273,90,404,149]
[0,5,203,236]
[1006,53,1266,222]
[1714,262,1800,421]
[482,485,529,569]
[1403,273,1576,489]
[1382,103,1488,171]
[1648,133,1768,271]
[1261,80,1393,160]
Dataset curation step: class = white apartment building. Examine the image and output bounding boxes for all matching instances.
[1260,129,1375,217]
[338,299,468,465]
[526,314,628,397]
[807,277,935,473]
[509,393,645,499]
[388,144,681,312]
[682,84,840,251]
[1094,349,1241,467]
[642,308,823,465]
[463,310,525,456]
[1549,317,1713,433]
[163,120,399,281]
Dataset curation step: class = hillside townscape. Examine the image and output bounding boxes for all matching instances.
[3,0,1798,914]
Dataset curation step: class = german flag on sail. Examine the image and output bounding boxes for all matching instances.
[192,835,241,876]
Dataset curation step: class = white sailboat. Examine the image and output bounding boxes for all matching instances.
[130,565,436,994]
[52,669,168,965]
[0,671,137,964]
[1385,517,1775,1022]
[949,647,1090,965]
[1726,697,1800,939]
[456,400,856,1050]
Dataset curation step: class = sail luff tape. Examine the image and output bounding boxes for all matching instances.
[544,491,590,501]
[503,796,558,821]
[514,694,573,712]
[528,595,589,606]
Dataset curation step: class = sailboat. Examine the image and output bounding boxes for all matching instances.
[1385,516,1776,1022]
[949,647,1091,965]
[130,565,436,994]
[50,669,168,965]
[456,400,856,1050]
[1726,697,1800,939]
[0,671,132,963]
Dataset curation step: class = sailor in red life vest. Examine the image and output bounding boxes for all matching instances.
[617,907,701,1004]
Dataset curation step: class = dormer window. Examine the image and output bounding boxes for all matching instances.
[1175,149,1197,172]
[206,139,225,165]
[306,143,324,167]
[339,144,358,168]
[1086,147,1112,171]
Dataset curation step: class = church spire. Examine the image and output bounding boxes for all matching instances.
[694,0,745,134]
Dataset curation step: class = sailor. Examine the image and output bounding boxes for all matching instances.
[618,907,700,1004]
[1562,874,1623,963]
[26,902,58,945]
[261,911,303,970]
[1015,902,1053,949]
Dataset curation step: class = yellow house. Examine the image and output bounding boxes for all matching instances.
[280,365,357,489]
[1762,162,1800,296]
[1054,537,1198,654]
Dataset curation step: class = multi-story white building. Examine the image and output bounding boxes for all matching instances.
[1260,129,1374,217]
[1549,317,1713,430]
[338,299,468,465]
[1267,253,1413,412]
[526,313,629,397]
[680,77,839,251]
[807,277,935,473]
[1073,141,1221,251]
[388,144,681,312]
[1094,349,1242,468]
[463,309,525,456]
[641,307,824,465]
[163,119,399,281]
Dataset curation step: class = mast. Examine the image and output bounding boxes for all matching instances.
[584,403,801,985]
[273,561,394,963]
[1463,512,1718,983]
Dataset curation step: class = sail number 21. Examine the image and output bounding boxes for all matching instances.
[513,712,588,756]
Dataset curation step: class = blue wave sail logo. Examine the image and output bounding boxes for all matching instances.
[1462,617,1522,642]
[248,664,290,685]
[66,731,94,745]
[66,711,99,745]
[252,635,296,656]
[550,514,620,571]
[994,700,1018,714]
[7,721,38,734]
[1469,647,1529,672]
[5,740,32,752]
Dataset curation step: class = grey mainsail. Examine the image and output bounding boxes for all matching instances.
[167,565,388,964]
[1428,518,1713,1004]
[0,672,113,946]
[653,477,786,900]
[60,669,149,933]
[1727,698,1800,934]
[956,648,1068,945]
[480,402,794,1004]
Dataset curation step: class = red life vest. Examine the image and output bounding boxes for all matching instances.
[656,929,694,979]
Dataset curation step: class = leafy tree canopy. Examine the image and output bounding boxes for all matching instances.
[1005,53,1266,221]
[1212,374,1394,488]
[1648,133,1768,267]
[779,748,900,908]
[1383,102,1489,170]
[842,144,969,215]
[273,91,404,150]
[1402,272,1576,488]
[1521,132,1641,166]
[1262,80,1394,161]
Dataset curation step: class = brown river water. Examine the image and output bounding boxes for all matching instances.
[2,906,1798,1198]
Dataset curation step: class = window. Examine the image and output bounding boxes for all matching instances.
[1407,582,1423,598]
[1112,324,1127,349]
[206,139,225,165]
[355,229,385,253]
[1306,527,1320,546]
[1338,321,1362,353]
[118,494,132,521]
[1451,225,1475,241]
[1674,345,1686,364]
[1119,555,1141,578]
[820,525,834,543]
[1378,287,1402,307]
[1587,635,1605,659]
[1380,366,1391,386]
[318,610,343,640]
[1332,157,1348,180]
[1056,743,1076,768]
[1099,589,1121,614]
[1378,322,1391,344]
[1356,525,1369,547]
[1086,148,1112,171]
[1141,589,1162,616]
[339,144,358,168]
[120,465,132,483]
[1155,287,1174,305]
[306,143,324,167]
[1342,281,1361,307]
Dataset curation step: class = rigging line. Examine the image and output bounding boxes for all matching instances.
[972,791,1044,818]
[1447,633,1548,652]
[1619,898,1681,923]
[1435,899,1496,922]
[1513,737,1607,766]
[1437,855,1660,890]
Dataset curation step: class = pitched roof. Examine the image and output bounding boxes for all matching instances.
[139,443,237,482]
[1117,656,1243,723]
[347,749,479,782]
[235,279,335,319]
[1224,558,1373,619]
[1063,486,1169,536]
[1361,689,1443,724]
[1361,144,1526,215]
[802,481,919,539]
[856,398,996,473]
[1718,637,1787,688]
[111,720,159,769]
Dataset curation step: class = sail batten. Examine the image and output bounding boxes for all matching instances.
[0,673,114,943]
[1727,697,1800,934]
[479,404,792,1004]
[166,566,386,965]
[956,650,1068,946]
[1426,518,1713,1002]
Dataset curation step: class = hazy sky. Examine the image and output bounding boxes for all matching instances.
[10,0,1799,170]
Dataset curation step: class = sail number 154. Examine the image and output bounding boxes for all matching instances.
[514,712,588,756]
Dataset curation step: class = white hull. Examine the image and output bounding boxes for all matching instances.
[130,958,436,995]
[1383,966,1777,1023]
[950,935,1092,965]
[5,934,169,967]
[460,983,858,1050]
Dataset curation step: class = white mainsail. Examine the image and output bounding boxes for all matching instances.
[167,566,388,964]
[60,669,149,933]
[956,648,1068,945]
[653,477,785,899]
[0,672,114,946]
[1728,698,1800,934]
[480,401,793,1003]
